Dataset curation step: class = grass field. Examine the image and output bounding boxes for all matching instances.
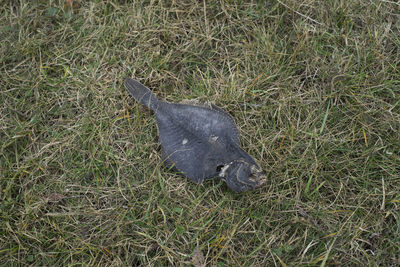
[1,0,400,266]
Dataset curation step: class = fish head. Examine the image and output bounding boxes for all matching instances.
[219,159,266,193]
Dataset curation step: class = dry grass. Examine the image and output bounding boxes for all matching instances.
[1,0,400,266]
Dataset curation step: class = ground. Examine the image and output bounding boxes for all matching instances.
[1,0,400,266]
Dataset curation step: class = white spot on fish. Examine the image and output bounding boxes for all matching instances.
[210,135,219,142]
[182,138,188,145]
[219,164,231,177]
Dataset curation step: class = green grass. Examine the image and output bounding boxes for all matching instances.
[1,0,400,265]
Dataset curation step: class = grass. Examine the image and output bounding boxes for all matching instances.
[1,0,400,265]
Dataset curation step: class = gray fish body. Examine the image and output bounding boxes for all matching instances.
[124,78,265,192]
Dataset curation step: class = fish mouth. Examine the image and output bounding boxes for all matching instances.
[248,165,267,187]
[248,171,267,188]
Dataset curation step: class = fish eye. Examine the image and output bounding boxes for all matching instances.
[216,165,224,172]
